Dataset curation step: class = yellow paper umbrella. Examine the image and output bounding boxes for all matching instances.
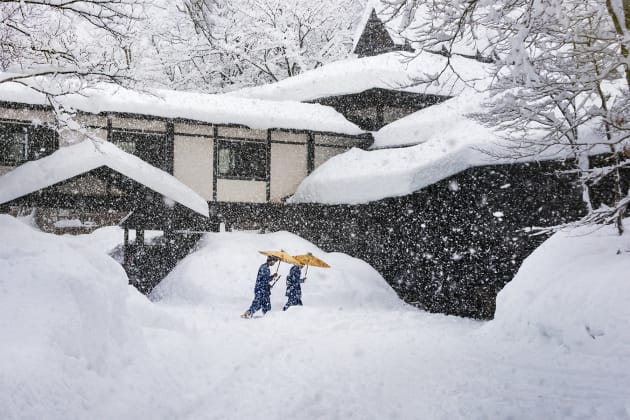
[293,253,330,268]
[258,250,300,265]
[293,252,330,276]
[258,250,300,282]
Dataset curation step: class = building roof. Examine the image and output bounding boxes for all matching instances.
[229,51,491,103]
[351,2,408,55]
[0,140,210,217]
[288,88,608,205]
[353,9,400,57]
[287,91,499,204]
[0,77,365,135]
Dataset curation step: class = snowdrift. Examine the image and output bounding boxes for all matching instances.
[0,215,146,419]
[152,230,403,312]
[486,222,630,352]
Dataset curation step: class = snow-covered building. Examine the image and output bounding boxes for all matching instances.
[0,5,602,317]
[230,4,491,132]
[0,81,371,211]
[0,80,369,292]
[219,10,594,319]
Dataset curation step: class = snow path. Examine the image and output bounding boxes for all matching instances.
[107,304,628,420]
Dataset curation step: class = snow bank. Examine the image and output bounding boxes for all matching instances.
[0,77,364,135]
[0,139,209,216]
[485,222,630,353]
[0,215,146,419]
[152,230,403,312]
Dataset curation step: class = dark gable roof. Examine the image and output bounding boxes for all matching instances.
[353,9,396,57]
[353,9,413,58]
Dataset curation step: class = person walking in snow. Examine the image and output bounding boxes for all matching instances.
[241,255,279,318]
[283,263,305,311]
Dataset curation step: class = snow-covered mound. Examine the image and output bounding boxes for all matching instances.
[486,222,630,352]
[152,230,403,312]
[0,215,146,419]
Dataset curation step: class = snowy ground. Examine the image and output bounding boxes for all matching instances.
[1,214,629,420]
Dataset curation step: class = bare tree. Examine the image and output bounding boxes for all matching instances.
[183,0,365,91]
[0,0,151,144]
[0,0,146,94]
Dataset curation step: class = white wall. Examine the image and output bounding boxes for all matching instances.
[270,142,307,202]
[217,179,266,203]
[0,107,54,124]
[174,136,214,201]
[111,116,166,132]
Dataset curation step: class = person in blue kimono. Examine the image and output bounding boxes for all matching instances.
[283,263,306,311]
[241,256,279,319]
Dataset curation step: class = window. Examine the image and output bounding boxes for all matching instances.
[217,139,267,181]
[110,131,167,171]
[0,122,58,165]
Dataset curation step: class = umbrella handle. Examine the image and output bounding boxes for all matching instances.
[305,264,309,276]
[271,262,281,286]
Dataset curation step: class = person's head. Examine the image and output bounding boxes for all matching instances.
[294,263,304,269]
[267,256,279,266]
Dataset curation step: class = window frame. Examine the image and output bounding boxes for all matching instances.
[0,121,58,166]
[110,129,168,172]
[216,138,267,182]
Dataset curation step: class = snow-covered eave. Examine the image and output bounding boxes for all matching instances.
[288,88,610,205]
[0,81,366,136]
[0,140,209,217]
[287,140,605,206]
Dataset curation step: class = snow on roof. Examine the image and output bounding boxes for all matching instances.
[372,90,491,149]
[288,88,608,205]
[229,51,492,102]
[0,140,209,217]
[287,91,499,204]
[0,78,364,135]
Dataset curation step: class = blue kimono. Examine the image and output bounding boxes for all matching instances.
[283,265,304,311]
[247,263,272,315]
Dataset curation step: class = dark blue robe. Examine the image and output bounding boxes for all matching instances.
[283,265,304,310]
[247,263,272,315]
